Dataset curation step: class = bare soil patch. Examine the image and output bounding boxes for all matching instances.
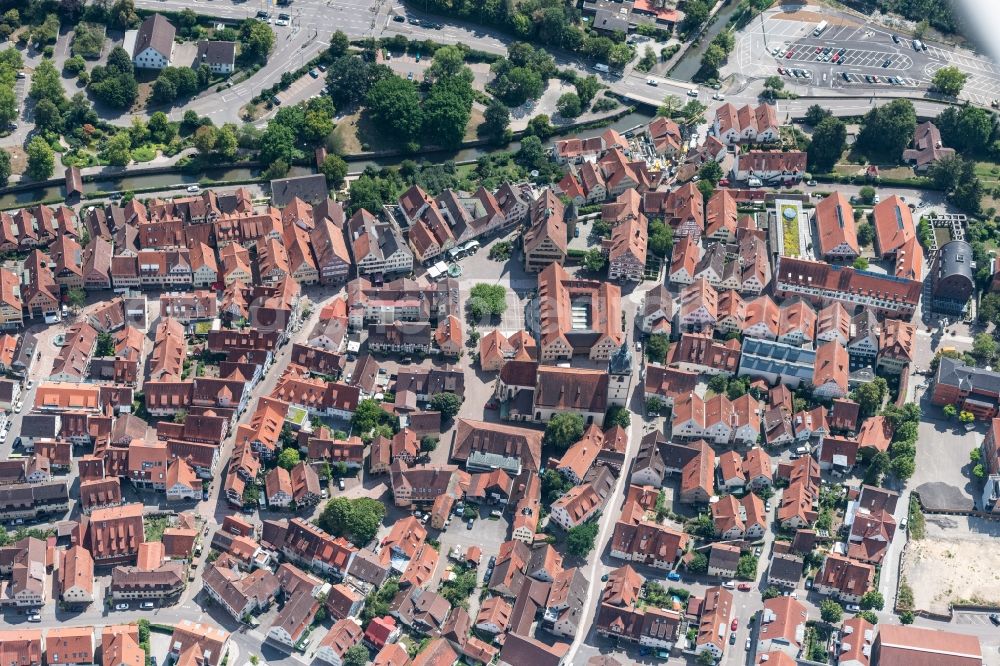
[901,526,1000,614]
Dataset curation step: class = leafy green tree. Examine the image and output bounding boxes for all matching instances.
[0,149,10,187]
[762,586,781,600]
[736,554,758,580]
[936,105,993,155]
[468,283,507,319]
[525,114,555,139]
[541,468,573,504]
[326,56,391,107]
[857,222,875,247]
[864,450,890,486]
[900,610,914,624]
[89,47,138,109]
[959,410,975,424]
[320,154,348,188]
[687,552,708,574]
[426,45,467,82]
[700,43,727,77]
[258,122,296,166]
[931,65,968,97]
[646,333,670,363]
[808,116,846,172]
[860,590,884,611]
[26,137,54,180]
[820,599,844,624]
[648,219,673,257]
[29,60,64,106]
[943,404,958,419]
[566,521,599,557]
[32,99,63,135]
[699,160,723,184]
[857,98,916,160]
[277,448,300,470]
[858,186,877,204]
[430,392,463,420]
[805,104,831,126]
[890,454,916,480]
[367,75,423,147]
[971,332,1000,365]
[605,406,630,429]
[681,0,710,33]
[342,645,368,666]
[193,125,218,154]
[239,19,275,64]
[481,97,511,144]
[575,75,601,107]
[856,610,879,624]
[583,248,606,272]
[491,66,544,106]
[328,30,350,58]
[852,377,888,417]
[556,92,582,118]
[215,124,239,159]
[545,412,584,450]
[0,85,16,127]
[423,76,474,149]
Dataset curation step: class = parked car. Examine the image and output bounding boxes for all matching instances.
[737,582,752,591]
[806,578,813,589]
[723,581,736,590]
[646,78,658,86]
[989,613,1000,626]
[845,604,861,613]
[467,518,474,530]
[115,603,129,611]
[338,478,346,491]
[186,185,200,193]
[687,89,698,97]
[393,14,405,21]
[140,602,155,610]
[729,632,737,645]
[666,571,681,581]
[27,613,40,622]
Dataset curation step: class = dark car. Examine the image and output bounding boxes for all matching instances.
[393,15,405,21]
[990,613,1000,626]
[256,10,269,18]
[408,17,420,24]
[882,59,891,67]
[466,518,474,530]
[11,437,19,449]
[892,34,900,43]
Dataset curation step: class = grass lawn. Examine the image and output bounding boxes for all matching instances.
[144,516,169,542]
[463,105,485,143]
[286,405,308,427]
[132,145,157,162]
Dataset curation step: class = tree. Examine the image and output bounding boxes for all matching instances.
[929,155,964,191]
[545,413,584,450]
[26,137,54,181]
[575,75,601,107]
[860,590,885,611]
[481,98,511,144]
[699,160,723,184]
[328,30,350,58]
[857,98,916,160]
[239,19,274,64]
[0,149,9,187]
[820,599,844,624]
[422,76,474,149]
[931,65,968,97]
[525,114,555,139]
[864,450,890,486]
[681,0,710,33]
[646,333,669,363]
[215,124,239,159]
[420,436,438,453]
[317,497,386,546]
[352,398,396,435]
[900,610,914,624]
[971,332,999,365]
[491,66,543,106]
[193,125,218,154]
[0,85,15,128]
[856,609,878,624]
[648,219,673,257]
[858,186,876,204]
[761,76,784,100]
[327,56,382,107]
[688,552,708,574]
[583,248,606,272]
[808,116,847,172]
[857,222,875,247]
[89,47,138,109]
[936,105,993,155]
[852,377,887,417]
[320,154,348,188]
[367,75,423,147]
[680,100,707,125]
[468,283,507,319]
[258,122,296,166]
[943,404,958,419]
[762,586,781,600]
[342,645,368,666]
[696,650,716,666]
[430,392,463,420]
[605,406,630,429]
[277,448,300,470]
[890,455,916,480]
[736,554,758,580]
[556,92,582,118]
[29,60,64,106]
[805,104,832,126]
[426,44,464,79]
[700,44,727,77]
[959,410,975,424]
[566,521,599,557]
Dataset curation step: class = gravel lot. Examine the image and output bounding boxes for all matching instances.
[901,515,1000,614]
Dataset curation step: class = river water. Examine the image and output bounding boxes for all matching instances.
[0,110,656,210]
[669,0,747,82]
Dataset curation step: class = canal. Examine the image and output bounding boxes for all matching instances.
[669,0,748,82]
[0,109,657,209]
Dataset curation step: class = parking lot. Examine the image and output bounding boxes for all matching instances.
[730,5,1000,100]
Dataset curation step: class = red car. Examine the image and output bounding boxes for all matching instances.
[737,582,752,591]
[719,178,730,186]
[731,618,739,631]
[785,51,793,58]
[777,67,785,74]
